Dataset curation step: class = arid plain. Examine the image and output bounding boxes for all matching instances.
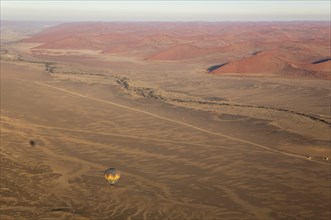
[1,21,330,220]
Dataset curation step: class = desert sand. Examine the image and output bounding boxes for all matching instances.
[1,22,330,220]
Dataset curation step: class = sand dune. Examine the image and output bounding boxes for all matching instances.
[301,60,331,72]
[148,44,222,60]
[1,22,330,219]
[34,36,100,50]
[21,22,331,79]
[210,50,330,79]
[211,50,286,74]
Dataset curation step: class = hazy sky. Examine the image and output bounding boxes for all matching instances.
[1,0,330,22]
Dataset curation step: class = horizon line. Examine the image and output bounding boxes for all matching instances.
[2,19,330,23]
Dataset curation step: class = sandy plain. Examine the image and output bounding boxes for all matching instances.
[1,22,330,220]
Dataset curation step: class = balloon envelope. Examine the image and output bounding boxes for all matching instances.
[104,168,120,185]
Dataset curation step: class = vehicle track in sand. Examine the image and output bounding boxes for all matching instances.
[35,81,329,165]
[0,117,276,155]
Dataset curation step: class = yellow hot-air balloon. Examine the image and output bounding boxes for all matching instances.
[104,168,120,185]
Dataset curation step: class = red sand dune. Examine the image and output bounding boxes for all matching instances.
[302,61,331,72]
[212,50,288,74]
[137,33,180,45]
[148,44,223,60]
[298,61,331,79]
[211,50,330,79]
[101,34,180,55]
[34,36,100,50]
[23,22,330,79]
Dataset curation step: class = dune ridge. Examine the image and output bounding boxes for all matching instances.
[22,22,331,79]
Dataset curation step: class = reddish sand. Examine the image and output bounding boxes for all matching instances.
[302,60,331,72]
[2,21,331,220]
[148,44,222,60]
[212,50,286,74]
[23,22,331,79]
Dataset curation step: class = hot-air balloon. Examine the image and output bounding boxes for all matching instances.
[104,168,120,185]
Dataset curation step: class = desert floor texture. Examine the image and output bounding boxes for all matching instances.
[1,21,330,220]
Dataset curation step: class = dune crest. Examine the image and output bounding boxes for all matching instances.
[212,50,286,74]
[22,22,331,79]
